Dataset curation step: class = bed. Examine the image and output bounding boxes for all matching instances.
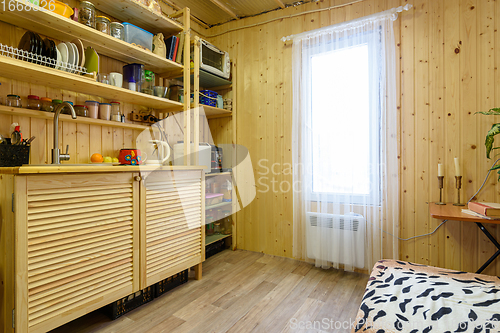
[352,260,500,333]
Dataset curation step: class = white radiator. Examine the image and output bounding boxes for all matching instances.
[305,212,365,268]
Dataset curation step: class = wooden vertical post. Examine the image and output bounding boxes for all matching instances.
[14,176,28,333]
[183,7,191,165]
[194,36,200,166]
[232,62,237,251]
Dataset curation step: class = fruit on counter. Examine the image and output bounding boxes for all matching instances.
[103,156,113,163]
[90,153,103,163]
[112,157,119,163]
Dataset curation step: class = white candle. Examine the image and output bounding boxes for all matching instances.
[454,157,460,177]
[438,164,443,177]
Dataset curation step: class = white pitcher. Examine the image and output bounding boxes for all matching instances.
[145,140,170,165]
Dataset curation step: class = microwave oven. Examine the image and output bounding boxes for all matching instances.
[193,39,231,79]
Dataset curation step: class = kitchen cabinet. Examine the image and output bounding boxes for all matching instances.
[140,170,204,288]
[0,167,204,333]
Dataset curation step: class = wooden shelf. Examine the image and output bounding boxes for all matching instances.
[205,233,231,246]
[0,105,150,130]
[170,69,232,88]
[93,0,184,36]
[205,201,232,210]
[206,172,231,177]
[0,56,183,110]
[192,104,232,119]
[429,203,500,225]
[0,2,183,73]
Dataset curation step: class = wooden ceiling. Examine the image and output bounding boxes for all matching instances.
[162,0,299,27]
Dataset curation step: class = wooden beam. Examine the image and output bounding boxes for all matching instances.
[208,0,239,19]
[274,0,286,9]
[161,0,211,29]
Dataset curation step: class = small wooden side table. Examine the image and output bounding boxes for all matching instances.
[429,203,500,274]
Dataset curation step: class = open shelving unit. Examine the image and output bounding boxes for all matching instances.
[0,1,183,73]
[0,105,150,130]
[0,56,183,110]
[206,234,232,246]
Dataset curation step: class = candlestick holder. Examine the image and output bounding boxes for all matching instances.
[453,176,465,206]
[435,176,446,205]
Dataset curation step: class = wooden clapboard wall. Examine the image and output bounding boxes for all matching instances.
[207,0,500,276]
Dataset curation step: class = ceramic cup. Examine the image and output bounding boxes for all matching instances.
[109,72,123,88]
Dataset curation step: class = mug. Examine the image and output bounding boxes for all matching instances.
[110,72,123,88]
[118,149,147,165]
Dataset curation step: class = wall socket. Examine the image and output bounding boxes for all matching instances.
[129,112,156,123]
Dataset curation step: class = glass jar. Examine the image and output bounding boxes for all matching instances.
[213,222,221,235]
[110,22,124,40]
[85,100,99,118]
[27,95,41,110]
[206,223,214,236]
[99,103,111,120]
[52,99,62,112]
[40,97,53,112]
[223,217,232,235]
[96,16,111,35]
[110,102,121,121]
[78,1,96,29]
[6,95,22,108]
[74,105,89,117]
[62,101,74,114]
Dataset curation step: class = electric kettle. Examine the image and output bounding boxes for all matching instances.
[145,140,170,165]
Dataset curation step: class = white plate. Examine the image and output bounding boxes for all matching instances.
[72,38,85,68]
[55,47,62,70]
[56,43,68,70]
[71,43,79,73]
[65,42,75,73]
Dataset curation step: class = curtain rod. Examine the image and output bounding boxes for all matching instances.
[281,4,412,43]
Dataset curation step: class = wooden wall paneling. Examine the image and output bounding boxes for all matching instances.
[428,0,446,268]
[400,1,416,263]
[414,0,430,265]
[101,126,114,158]
[495,0,500,277]
[29,83,48,165]
[476,0,497,276]
[443,0,462,271]
[460,0,478,272]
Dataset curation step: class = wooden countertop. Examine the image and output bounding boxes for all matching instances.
[429,203,500,225]
[0,165,206,174]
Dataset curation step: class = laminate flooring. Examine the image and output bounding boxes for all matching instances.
[50,250,369,333]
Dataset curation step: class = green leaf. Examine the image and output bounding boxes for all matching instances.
[476,108,500,115]
[485,123,500,158]
[490,165,500,171]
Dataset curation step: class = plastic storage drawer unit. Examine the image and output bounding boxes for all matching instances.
[123,23,153,52]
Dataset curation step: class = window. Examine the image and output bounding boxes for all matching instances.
[309,35,381,202]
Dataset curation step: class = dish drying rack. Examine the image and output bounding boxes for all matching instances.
[0,43,87,75]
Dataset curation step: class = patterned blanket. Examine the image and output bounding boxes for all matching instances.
[353,260,500,333]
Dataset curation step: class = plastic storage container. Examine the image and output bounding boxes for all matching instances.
[200,90,217,107]
[99,103,111,120]
[85,100,99,118]
[123,23,153,52]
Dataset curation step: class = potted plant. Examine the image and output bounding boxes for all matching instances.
[478,108,500,177]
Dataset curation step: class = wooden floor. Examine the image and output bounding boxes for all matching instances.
[50,250,369,333]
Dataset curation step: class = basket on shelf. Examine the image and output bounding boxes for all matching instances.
[0,144,30,167]
[200,90,217,107]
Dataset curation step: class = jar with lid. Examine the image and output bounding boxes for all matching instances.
[213,222,221,235]
[40,97,53,112]
[74,105,89,117]
[52,99,62,112]
[96,16,111,35]
[61,101,74,114]
[78,1,96,29]
[110,22,124,40]
[27,95,41,110]
[6,95,22,108]
[85,100,99,118]
[206,223,214,236]
[110,102,121,121]
[99,103,111,120]
[222,217,232,235]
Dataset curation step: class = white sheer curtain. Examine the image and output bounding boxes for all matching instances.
[292,11,399,271]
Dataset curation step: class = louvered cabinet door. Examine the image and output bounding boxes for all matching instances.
[16,173,139,333]
[141,170,204,288]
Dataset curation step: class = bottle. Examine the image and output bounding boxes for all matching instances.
[11,126,22,145]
